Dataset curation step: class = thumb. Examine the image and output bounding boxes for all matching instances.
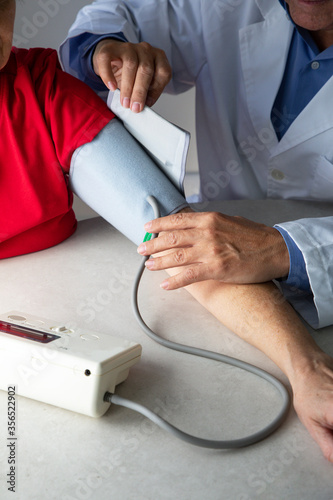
[309,422,333,462]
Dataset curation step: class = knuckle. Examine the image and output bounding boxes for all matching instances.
[121,41,132,51]
[205,226,217,241]
[174,249,186,265]
[124,57,138,71]
[183,267,198,284]
[169,213,185,226]
[206,211,220,226]
[203,212,223,239]
[122,48,138,70]
[157,63,172,81]
[118,41,134,56]
[167,231,178,246]
[138,62,154,78]
[139,41,152,51]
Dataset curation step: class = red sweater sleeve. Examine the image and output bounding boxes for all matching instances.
[0,48,115,259]
[28,48,115,171]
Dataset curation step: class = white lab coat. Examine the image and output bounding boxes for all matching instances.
[60,0,333,329]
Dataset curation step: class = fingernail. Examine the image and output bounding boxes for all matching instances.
[160,281,169,290]
[144,221,152,230]
[145,259,154,269]
[108,81,116,91]
[123,97,130,108]
[131,102,141,113]
[137,243,146,254]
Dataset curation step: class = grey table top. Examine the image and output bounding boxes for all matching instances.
[0,199,332,500]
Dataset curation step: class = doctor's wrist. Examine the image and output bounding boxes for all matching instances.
[270,228,290,280]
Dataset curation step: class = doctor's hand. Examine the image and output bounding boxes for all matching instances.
[92,38,172,112]
[137,211,290,289]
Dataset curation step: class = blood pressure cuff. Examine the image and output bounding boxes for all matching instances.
[69,118,189,245]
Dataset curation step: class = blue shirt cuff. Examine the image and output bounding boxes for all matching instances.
[274,226,311,292]
[67,32,127,92]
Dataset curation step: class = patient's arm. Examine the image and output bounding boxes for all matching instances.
[180,275,333,463]
[69,119,332,462]
[138,206,333,462]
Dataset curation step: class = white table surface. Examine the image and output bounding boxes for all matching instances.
[0,200,333,500]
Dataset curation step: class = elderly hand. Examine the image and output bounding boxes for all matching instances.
[137,211,290,289]
[92,38,172,112]
[291,352,333,463]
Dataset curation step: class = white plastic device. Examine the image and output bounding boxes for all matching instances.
[0,311,141,417]
[107,89,190,194]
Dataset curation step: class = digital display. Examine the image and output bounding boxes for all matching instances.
[0,321,60,344]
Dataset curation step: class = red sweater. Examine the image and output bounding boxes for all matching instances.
[0,47,114,258]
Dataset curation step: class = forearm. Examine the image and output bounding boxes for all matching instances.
[154,215,333,462]
[185,277,333,462]
[181,278,322,384]
[150,211,318,382]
